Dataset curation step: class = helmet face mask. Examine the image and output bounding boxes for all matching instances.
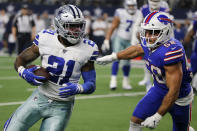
[148,0,161,10]
[124,0,137,14]
[140,11,173,49]
[54,5,86,45]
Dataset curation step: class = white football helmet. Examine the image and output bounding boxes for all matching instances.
[148,0,161,10]
[54,4,86,44]
[124,0,137,14]
[140,11,173,49]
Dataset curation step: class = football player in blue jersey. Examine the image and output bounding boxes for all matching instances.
[97,11,194,131]
[184,11,197,93]
[138,0,170,91]
[4,5,98,131]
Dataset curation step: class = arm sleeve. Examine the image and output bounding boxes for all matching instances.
[114,9,120,17]
[81,69,96,94]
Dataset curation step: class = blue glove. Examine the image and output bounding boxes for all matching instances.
[59,82,84,98]
[18,66,46,86]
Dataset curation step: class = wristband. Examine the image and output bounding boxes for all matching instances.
[154,112,162,120]
[111,53,118,61]
[18,66,25,74]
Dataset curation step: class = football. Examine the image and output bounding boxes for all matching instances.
[26,65,50,82]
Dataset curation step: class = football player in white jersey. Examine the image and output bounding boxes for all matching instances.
[4,4,98,131]
[102,0,143,90]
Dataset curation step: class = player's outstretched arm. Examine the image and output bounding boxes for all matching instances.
[142,62,183,129]
[59,61,96,98]
[97,44,144,65]
[15,44,45,86]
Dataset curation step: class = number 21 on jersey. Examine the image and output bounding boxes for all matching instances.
[46,55,75,85]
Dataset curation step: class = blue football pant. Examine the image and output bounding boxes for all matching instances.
[4,89,74,131]
[133,86,192,131]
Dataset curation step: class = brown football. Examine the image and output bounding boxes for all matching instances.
[26,65,50,82]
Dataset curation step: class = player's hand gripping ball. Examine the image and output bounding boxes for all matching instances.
[26,65,50,82]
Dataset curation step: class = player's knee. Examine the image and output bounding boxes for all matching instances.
[131,116,143,124]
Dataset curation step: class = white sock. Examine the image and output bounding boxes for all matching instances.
[111,75,117,81]
[192,73,197,90]
[128,121,142,131]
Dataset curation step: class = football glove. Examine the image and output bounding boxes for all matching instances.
[18,66,46,86]
[141,112,162,129]
[96,53,118,65]
[101,39,110,52]
[59,82,84,98]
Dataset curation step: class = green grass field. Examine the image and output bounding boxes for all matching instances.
[0,56,196,131]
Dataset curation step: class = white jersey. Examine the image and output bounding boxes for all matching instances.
[33,29,99,101]
[115,8,142,41]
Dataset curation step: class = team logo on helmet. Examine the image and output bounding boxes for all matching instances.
[157,15,173,25]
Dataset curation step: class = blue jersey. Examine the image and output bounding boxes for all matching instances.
[192,20,197,53]
[141,4,168,18]
[141,38,192,98]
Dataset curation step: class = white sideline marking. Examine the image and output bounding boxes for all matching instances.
[27,88,36,91]
[0,76,19,80]
[0,92,145,106]
[0,74,144,80]
[75,92,145,100]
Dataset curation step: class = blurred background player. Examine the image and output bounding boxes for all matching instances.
[83,10,92,38]
[138,0,170,91]
[0,8,9,56]
[4,4,98,131]
[184,11,197,93]
[101,0,142,90]
[91,14,107,55]
[12,4,36,55]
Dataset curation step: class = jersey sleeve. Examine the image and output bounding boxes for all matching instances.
[32,29,56,55]
[89,44,99,62]
[114,9,121,17]
[82,39,99,62]
[163,45,184,65]
[32,29,45,46]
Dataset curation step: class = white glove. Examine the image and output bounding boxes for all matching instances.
[96,53,117,65]
[101,39,110,52]
[141,112,162,129]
